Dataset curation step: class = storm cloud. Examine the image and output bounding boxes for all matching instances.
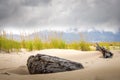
[0,0,120,33]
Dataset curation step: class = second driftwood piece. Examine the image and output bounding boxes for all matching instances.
[96,43,113,58]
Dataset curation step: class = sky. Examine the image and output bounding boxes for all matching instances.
[0,0,120,34]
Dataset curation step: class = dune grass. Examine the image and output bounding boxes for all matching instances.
[79,41,91,51]
[25,40,33,51]
[67,42,80,50]
[0,36,20,53]
[0,36,91,52]
[33,37,43,50]
[49,38,66,49]
[0,31,120,53]
[99,42,120,50]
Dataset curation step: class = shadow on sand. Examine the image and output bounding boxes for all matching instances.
[8,66,29,75]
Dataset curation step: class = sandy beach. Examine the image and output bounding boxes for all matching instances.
[0,49,120,80]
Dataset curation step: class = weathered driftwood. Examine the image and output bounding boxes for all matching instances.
[96,43,113,58]
[27,54,84,74]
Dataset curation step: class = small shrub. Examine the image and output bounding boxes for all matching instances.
[42,42,50,49]
[33,38,43,50]
[50,39,66,49]
[68,42,81,50]
[26,41,33,51]
[0,36,20,53]
[21,39,26,48]
[79,41,91,51]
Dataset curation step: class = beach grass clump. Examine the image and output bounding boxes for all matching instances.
[50,39,66,49]
[98,42,120,50]
[0,36,20,53]
[33,38,43,50]
[11,39,20,52]
[79,41,91,51]
[67,42,81,50]
[99,42,110,50]
[25,40,33,51]
[21,39,26,48]
[111,42,120,50]
[42,42,50,49]
[0,37,11,52]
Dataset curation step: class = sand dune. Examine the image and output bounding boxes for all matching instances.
[0,49,120,80]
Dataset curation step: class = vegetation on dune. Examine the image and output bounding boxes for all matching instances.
[79,41,91,51]
[67,42,80,50]
[99,42,120,50]
[0,36,91,52]
[0,31,120,53]
[33,37,43,50]
[99,42,110,50]
[50,39,66,49]
[25,40,33,51]
[0,36,20,53]
[21,39,26,48]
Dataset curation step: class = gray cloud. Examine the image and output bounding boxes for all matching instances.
[0,0,120,33]
[22,0,51,6]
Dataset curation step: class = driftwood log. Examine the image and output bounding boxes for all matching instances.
[96,43,113,58]
[27,54,84,74]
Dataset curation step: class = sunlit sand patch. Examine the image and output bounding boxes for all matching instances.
[0,49,120,80]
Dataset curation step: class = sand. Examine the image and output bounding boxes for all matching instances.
[0,49,120,80]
